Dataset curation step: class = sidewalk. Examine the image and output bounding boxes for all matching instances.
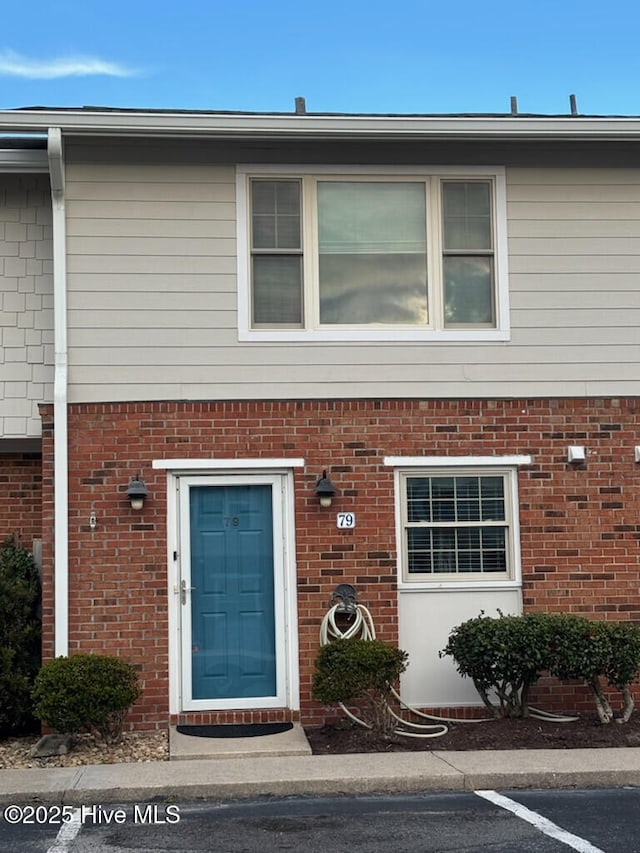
[1,747,640,805]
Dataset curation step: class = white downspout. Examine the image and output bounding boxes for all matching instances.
[48,127,68,657]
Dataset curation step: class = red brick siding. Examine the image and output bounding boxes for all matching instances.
[0,452,42,552]
[39,398,640,729]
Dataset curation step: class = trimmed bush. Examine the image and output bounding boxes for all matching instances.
[312,638,408,735]
[545,617,640,723]
[602,622,640,721]
[440,611,554,718]
[32,654,140,743]
[441,612,640,722]
[0,536,41,736]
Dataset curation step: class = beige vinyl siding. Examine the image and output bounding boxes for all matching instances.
[65,157,640,402]
[65,157,237,403]
[507,168,640,384]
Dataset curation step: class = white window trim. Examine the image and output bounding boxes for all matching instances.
[236,164,510,343]
[153,457,305,470]
[388,455,530,591]
[385,455,532,468]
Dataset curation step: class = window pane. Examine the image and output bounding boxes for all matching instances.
[431,478,454,499]
[431,528,456,571]
[251,180,300,249]
[480,476,504,498]
[455,476,480,521]
[443,256,494,325]
[481,527,507,571]
[317,182,428,325]
[456,528,481,550]
[480,476,505,521]
[442,182,492,251]
[431,477,455,521]
[458,551,482,572]
[407,477,431,522]
[252,256,302,325]
[407,528,432,573]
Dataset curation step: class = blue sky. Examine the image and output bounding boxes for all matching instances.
[1,0,640,116]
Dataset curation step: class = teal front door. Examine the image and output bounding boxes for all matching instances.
[188,483,277,702]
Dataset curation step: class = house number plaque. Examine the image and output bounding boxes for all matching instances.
[337,512,356,529]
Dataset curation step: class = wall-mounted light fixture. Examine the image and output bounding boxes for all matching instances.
[567,446,586,463]
[635,446,640,463]
[126,474,148,510]
[314,470,337,507]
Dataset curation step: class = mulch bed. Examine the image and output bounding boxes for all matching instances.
[305,714,640,753]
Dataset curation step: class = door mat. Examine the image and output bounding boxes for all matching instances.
[176,722,294,739]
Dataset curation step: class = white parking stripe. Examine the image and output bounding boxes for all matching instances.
[46,808,82,853]
[475,790,605,853]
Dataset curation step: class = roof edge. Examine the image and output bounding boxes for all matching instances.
[3,108,640,141]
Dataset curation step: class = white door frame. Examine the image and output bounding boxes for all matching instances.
[159,460,302,715]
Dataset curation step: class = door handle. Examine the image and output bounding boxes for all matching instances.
[181,579,195,605]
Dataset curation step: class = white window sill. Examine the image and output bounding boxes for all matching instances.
[399,579,522,592]
[238,328,511,343]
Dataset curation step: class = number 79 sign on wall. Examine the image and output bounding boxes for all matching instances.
[336,512,356,529]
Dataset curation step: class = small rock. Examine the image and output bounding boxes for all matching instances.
[29,734,73,758]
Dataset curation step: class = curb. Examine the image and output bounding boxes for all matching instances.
[1,749,639,805]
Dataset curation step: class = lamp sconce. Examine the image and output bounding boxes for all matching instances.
[635,446,640,463]
[314,469,337,507]
[126,474,148,511]
[567,446,586,464]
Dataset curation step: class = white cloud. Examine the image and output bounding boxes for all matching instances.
[0,50,137,79]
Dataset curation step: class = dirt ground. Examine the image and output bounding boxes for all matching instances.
[305,713,640,753]
[4,714,640,768]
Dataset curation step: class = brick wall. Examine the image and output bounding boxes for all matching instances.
[40,397,640,729]
[0,452,42,551]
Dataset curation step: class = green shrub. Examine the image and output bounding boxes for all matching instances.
[604,622,640,690]
[545,617,640,723]
[442,611,640,722]
[440,611,554,718]
[32,654,140,743]
[312,639,408,735]
[602,622,640,722]
[0,537,41,736]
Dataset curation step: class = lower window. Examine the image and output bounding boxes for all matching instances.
[401,470,514,581]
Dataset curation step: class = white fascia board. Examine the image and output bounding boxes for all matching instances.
[3,111,640,140]
[384,455,533,467]
[0,148,48,172]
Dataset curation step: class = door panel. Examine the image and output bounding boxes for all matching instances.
[189,484,276,701]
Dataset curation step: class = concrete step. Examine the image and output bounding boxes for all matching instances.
[169,723,312,761]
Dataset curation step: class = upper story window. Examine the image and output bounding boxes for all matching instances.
[236,166,509,342]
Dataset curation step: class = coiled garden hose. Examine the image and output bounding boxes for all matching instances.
[319,602,577,738]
